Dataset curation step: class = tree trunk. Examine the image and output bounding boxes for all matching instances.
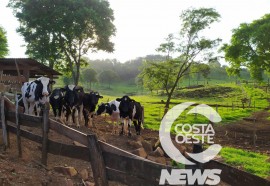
[74,63,80,86]
[164,91,173,117]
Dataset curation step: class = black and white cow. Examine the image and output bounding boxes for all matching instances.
[21,77,55,116]
[83,91,103,128]
[49,88,65,120]
[62,85,84,128]
[116,95,144,136]
[96,100,120,134]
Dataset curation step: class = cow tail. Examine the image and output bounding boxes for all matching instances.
[141,106,144,129]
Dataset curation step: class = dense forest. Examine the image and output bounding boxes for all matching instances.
[58,54,269,93]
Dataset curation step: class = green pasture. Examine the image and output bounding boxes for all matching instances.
[220,147,270,178]
[100,83,269,131]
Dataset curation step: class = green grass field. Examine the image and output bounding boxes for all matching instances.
[220,147,270,178]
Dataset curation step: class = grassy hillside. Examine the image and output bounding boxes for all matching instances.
[100,83,269,131]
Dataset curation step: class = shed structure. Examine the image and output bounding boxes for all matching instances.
[0,58,61,92]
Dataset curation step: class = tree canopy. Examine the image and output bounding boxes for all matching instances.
[0,26,8,57]
[222,14,270,81]
[8,0,116,85]
[99,70,119,88]
[139,7,221,115]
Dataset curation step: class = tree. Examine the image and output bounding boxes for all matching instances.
[0,26,8,57]
[81,68,98,89]
[139,60,178,94]
[222,14,270,81]
[191,63,211,85]
[98,70,119,88]
[8,0,116,85]
[140,8,221,115]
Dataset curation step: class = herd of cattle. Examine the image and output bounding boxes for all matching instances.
[19,77,144,136]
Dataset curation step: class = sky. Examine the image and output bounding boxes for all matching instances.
[0,0,270,63]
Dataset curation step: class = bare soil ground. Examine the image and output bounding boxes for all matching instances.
[0,107,269,185]
[214,109,270,155]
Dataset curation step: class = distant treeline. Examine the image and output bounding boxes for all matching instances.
[59,54,269,89]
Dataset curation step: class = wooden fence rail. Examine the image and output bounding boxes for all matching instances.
[0,95,269,186]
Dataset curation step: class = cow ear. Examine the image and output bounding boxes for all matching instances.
[60,88,66,92]
[130,99,135,102]
[34,79,41,84]
[116,98,121,101]
[99,95,103,98]
[50,80,56,85]
[75,86,84,92]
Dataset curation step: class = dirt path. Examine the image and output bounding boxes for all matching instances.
[214,109,270,155]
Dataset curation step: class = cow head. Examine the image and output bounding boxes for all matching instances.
[50,88,66,100]
[64,85,83,108]
[96,103,106,115]
[34,77,55,102]
[89,91,103,106]
[96,102,116,115]
[116,95,134,118]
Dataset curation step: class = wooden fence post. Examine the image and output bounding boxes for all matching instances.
[87,134,108,186]
[15,93,22,157]
[42,103,50,165]
[1,93,9,149]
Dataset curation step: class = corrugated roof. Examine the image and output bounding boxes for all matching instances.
[0,58,62,78]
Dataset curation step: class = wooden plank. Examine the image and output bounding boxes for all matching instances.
[2,122,43,143]
[99,140,145,159]
[1,94,9,148]
[103,151,170,183]
[1,122,89,161]
[87,134,108,186]
[49,118,88,146]
[42,103,49,165]
[15,93,22,157]
[106,168,158,186]
[6,111,42,128]
[47,140,89,161]
[204,160,270,186]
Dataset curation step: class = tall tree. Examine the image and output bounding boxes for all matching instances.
[222,14,270,81]
[0,26,8,57]
[81,68,98,89]
[140,8,221,115]
[99,70,119,88]
[8,0,115,85]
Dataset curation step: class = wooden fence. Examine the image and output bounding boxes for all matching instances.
[0,94,269,186]
[0,94,171,186]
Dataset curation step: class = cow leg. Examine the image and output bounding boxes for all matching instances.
[79,104,84,124]
[133,120,138,135]
[23,99,29,114]
[35,103,41,116]
[60,107,66,125]
[52,107,57,118]
[123,118,129,135]
[88,112,95,128]
[119,118,124,136]
[128,119,132,137]
[133,120,141,135]
[28,102,35,115]
[74,108,80,128]
[83,109,89,127]
[67,109,73,126]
